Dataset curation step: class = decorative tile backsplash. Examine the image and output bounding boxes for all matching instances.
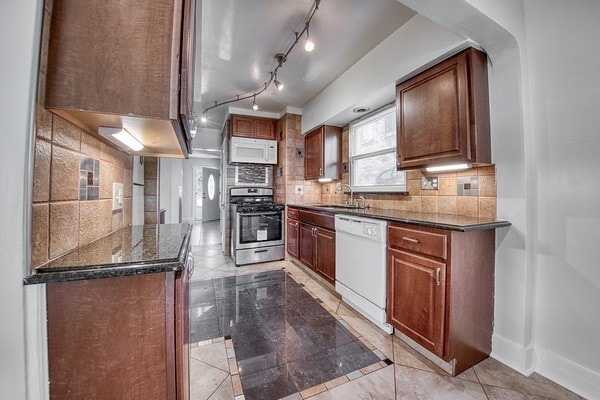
[457,176,479,196]
[80,156,100,200]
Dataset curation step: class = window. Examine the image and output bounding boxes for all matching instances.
[350,106,406,192]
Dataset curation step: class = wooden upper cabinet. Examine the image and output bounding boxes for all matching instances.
[304,125,341,181]
[45,0,195,157]
[230,114,277,140]
[396,47,491,169]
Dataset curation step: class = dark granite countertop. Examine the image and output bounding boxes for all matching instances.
[25,223,192,285]
[288,204,511,232]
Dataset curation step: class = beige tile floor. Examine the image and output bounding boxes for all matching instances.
[189,222,584,400]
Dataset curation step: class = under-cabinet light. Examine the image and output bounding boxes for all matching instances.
[318,178,333,183]
[425,163,469,172]
[99,127,144,152]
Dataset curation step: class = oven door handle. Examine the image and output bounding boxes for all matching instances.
[238,212,282,217]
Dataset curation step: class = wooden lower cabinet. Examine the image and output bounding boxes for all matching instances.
[286,218,299,258]
[297,221,336,284]
[387,222,495,375]
[299,222,316,268]
[387,248,446,357]
[47,270,190,399]
[315,227,336,283]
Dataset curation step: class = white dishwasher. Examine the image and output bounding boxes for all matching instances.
[335,214,393,334]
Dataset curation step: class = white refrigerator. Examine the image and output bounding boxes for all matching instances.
[132,156,145,225]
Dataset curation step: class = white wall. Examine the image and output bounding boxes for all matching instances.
[0,0,44,398]
[524,1,600,397]
[181,158,220,222]
[301,14,465,133]
[159,158,183,224]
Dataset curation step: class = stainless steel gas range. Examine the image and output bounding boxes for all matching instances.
[230,187,285,266]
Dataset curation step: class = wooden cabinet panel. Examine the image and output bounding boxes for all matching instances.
[299,223,315,269]
[315,228,336,284]
[386,221,496,375]
[231,115,255,137]
[298,209,335,231]
[47,273,178,399]
[45,0,193,157]
[231,114,276,139]
[287,218,299,258]
[255,118,276,140]
[179,0,197,154]
[396,47,490,169]
[388,224,448,259]
[387,248,446,356]
[304,125,341,181]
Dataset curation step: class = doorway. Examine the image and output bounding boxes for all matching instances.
[193,167,220,222]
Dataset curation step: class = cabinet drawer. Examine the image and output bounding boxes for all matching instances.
[388,224,447,260]
[298,209,335,231]
[287,207,299,220]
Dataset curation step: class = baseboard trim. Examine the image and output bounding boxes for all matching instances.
[491,333,535,375]
[535,346,600,400]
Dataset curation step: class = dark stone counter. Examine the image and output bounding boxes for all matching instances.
[25,223,192,284]
[288,205,511,232]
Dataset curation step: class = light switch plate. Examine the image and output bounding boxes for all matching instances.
[112,182,124,210]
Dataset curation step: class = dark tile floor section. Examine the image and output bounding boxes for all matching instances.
[189,269,381,400]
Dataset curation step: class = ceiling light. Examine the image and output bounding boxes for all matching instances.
[200,112,207,124]
[201,0,320,116]
[99,127,143,152]
[426,163,470,172]
[304,26,315,52]
[190,119,197,138]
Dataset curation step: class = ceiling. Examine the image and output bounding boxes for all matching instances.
[194,0,416,137]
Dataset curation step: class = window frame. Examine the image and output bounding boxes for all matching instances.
[349,105,406,193]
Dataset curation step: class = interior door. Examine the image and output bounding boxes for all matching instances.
[201,167,220,222]
[193,167,203,221]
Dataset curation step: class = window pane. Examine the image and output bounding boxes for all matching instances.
[352,152,406,187]
[351,109,396,156]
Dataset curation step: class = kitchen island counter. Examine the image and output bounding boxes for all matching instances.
[25,223,192,284]
[288,204,510,232]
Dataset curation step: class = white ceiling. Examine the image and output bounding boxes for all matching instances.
[194,0,416,133]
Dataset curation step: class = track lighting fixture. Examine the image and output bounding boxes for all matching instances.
[200,0,320,122]
[304,24,315,52]
[274,72,283,91]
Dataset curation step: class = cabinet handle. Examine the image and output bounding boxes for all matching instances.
[435,267,441,286]
[319,167,323,176]
[402,236,420,244]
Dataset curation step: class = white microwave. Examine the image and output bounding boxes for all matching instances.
[229,137,277,164]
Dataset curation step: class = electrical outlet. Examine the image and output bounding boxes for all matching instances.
[295,184,303,195]
[112,182,124,210]
[422,176,439,190]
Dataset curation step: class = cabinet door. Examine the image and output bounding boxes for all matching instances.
[46,0,182,119]
[287,218,299,258]
[315,228,335,284]
[396,51,469,169]
[299,223,315,268]
[175,269,190,400]
[255,118,276,140]
[179,0,197,152]
[231,115,255,137]
[304,127,324,180]
[387,248,446,357]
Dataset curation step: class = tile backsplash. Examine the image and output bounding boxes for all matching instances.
[31,111,134,268]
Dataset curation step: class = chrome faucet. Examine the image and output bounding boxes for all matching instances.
[336,183,353,206]
[357,195,366,209]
